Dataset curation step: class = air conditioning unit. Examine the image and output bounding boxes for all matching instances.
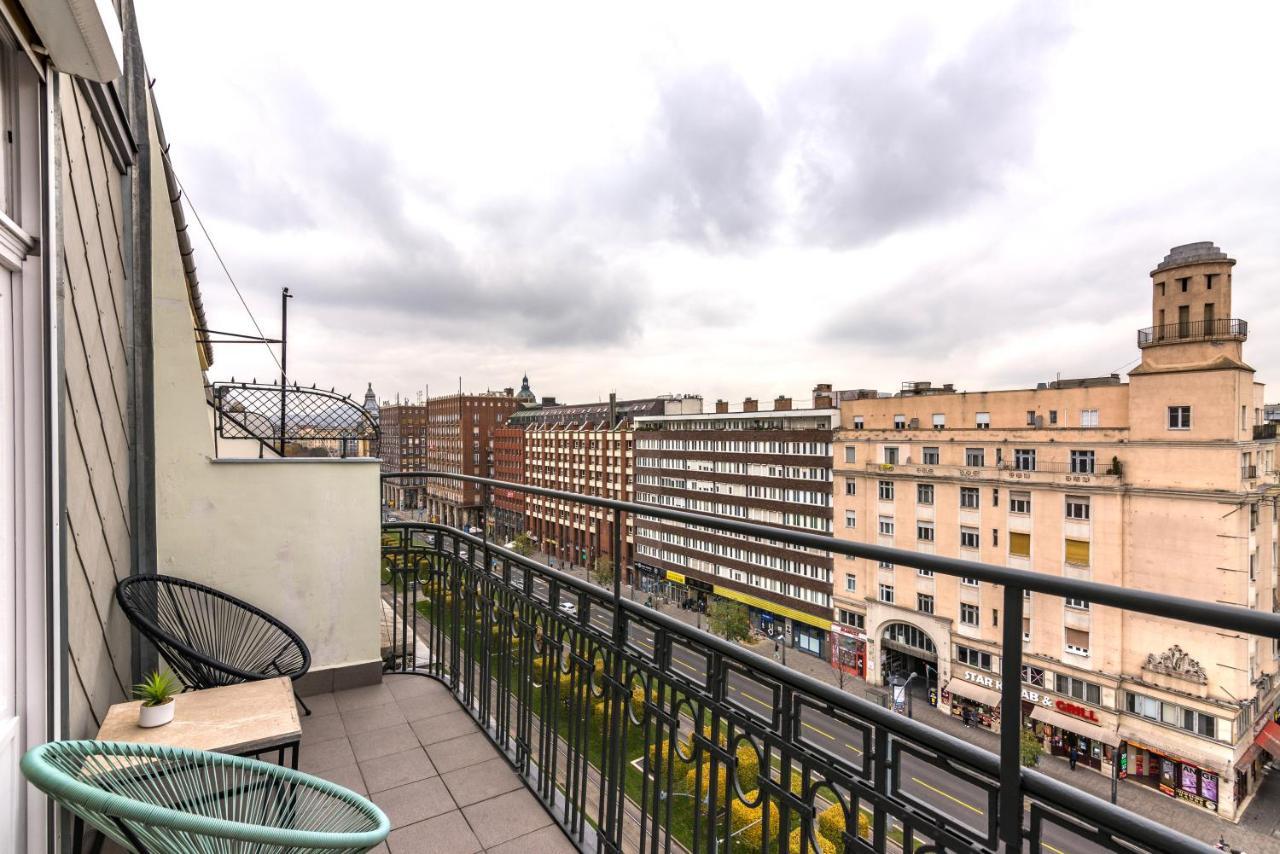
[909,418,920,429]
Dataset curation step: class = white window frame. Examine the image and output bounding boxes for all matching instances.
[1168,405,1192,430]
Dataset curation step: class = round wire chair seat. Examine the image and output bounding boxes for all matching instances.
[115,574,312,694]
[21,740,389,853]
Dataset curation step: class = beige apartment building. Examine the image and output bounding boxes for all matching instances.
[833,242,1279,819]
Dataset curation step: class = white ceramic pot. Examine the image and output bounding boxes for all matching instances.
[138,699,175,728]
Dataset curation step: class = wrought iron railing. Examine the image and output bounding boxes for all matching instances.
[1136,318,1247,348]
[209,380,379,458]
[380,472,1278,854]
[1253,423,1277,441]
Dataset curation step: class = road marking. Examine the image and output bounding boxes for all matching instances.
[909,777,983,815]
[843,742,864,756]
[737,691,772,710]
[1043,844,1068,854]
[802,721,835,740]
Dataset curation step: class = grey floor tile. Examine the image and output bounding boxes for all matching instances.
[398,687,466,722]
[342,701,407,736]
[387,810,481,854]
[298,692,338,717]
[371,776,456,829]
[361,747,438,793]
[299,736,356,774]
[462,788,552,848]
[300,712,346,743]
[350,722,419,762]
[385,675,447,701]
[313,762,367,796]
[440,757,521,807]
[425,732,498,774]
[334,683,397,713]
[411,710,479,746]
[484,823,576,854]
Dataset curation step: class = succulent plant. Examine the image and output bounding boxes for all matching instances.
[133,670,181,707]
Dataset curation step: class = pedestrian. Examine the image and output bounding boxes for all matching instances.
[961,707,971,728]
[774,640,780,660]
[1069,744,1079,771]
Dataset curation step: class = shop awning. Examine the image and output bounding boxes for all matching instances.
[711,585,831,630]
[945,678,1001,707]
[1030,705,1121,747]
[1255,720,1280,758]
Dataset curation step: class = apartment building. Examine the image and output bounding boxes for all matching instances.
[519,395,700,574]
[833,242,1279,818]
[634,389,838,657]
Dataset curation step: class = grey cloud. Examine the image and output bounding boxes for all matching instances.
[786,5,1070,248]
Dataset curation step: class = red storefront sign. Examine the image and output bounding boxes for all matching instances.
[1055,699,1101,723]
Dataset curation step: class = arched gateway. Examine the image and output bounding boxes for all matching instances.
[878,621,938,689]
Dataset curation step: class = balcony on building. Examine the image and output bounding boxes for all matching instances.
[1136,318,1248,348]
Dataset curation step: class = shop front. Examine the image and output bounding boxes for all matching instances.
[1030,702,1119,772]
[831,624,867,680]
[1122,739,1222,813]
[943,674,1002,731]
[712,584,831,658]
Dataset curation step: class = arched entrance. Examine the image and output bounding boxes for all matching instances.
[879,622,939,708]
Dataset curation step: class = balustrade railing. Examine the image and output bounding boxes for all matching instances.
[1136,318,1247,348]
[380,472,1277,854]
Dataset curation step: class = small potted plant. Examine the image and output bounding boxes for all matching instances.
[134,670,181,728]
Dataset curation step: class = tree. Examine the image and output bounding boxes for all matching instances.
[707,600,751,644]
[511,533,535,557]
[591,555,615,587]
[1020,726,1044,767]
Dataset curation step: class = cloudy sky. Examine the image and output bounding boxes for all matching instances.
[135,1,1280,408]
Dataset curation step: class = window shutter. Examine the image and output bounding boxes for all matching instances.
[1065,538,1091,566]
[1065,628,1090,648]
[1009,531,1031,557]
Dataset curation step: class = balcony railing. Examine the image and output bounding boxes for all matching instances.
[862,459,1122,482]
[380,472,1276,853]
[1242,465,1258,480]
[209,380,379,458]
[1253,423,1277,440]
[1136,318,1247,348]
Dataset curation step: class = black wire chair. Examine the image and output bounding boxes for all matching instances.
[116,574,315,716]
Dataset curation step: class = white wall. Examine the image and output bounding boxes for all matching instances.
[147,100,380,676]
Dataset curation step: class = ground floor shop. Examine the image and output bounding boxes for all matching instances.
[831,625,867,680]
[1120,740,1224,813]
[710,584,831,658]
[942,675,1001,731]
[1030,703,1120,772]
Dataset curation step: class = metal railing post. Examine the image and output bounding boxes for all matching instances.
[998,585,1025,850]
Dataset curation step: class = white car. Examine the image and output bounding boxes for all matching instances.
[558,601,578,617]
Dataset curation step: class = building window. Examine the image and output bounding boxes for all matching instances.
[1048,410,1058,425]
[878,560,894,570]
[960,487,979,509]
[1064,628,1090,657]
[923,446,940,465]
[961,576,978,586]
[1014,449,1036,471]
[1168,405,1192,430]
[1179,276,1189,292]
[1009,531,1031,557]
[956,645,994,670]
[932,413,945,429]
[838,608,864,629]
[845,480,856,496]
[1026,410,1036,426]
[960,527,980,549]
[917,594,935,614]
[1021,665,1046,687]
[917,483,934,505]
[1080,409,1099,428]
[1065,539,1090,566]
[1070,450,1095,474]
[1057,675,1102,705]
[992,488,999,508]
[1065,597,1090,610]
[844,575,857,593]
[1065,496,1090,521]
[917,522,935,542]
[844,510,857,529]
[853,416,864,429]
[878,480,894,501]
[884,446,899,464]
[843,446,856,464]
[960,603,980,626]
[878,517,894,536]
[1010,491,1031,514]
[976,412,991,430]
[879,584,895,603]
[965,448,985,467]
[894,415,906,430]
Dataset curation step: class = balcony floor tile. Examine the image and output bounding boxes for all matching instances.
[299,675,574,852]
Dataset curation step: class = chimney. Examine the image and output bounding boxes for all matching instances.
[541,396,557,406]
[503,387,514,396]
[774,395,792,411]
[812,383,833,409]
[608,392,617,428]
[743,397,758,412]
[715,399,729,414]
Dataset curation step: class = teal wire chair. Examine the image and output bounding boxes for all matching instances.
[22,740,389,853]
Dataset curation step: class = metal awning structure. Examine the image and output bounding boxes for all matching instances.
[1030,705,1121,747]
[945,678,1001,707]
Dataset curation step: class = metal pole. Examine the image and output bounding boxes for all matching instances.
[279,287,291,456]
[998,586,1025,850]
[1111,740,1126,804]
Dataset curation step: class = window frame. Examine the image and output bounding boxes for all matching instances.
[1168,405,1192,430]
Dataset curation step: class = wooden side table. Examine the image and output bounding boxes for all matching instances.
[76,677,303,852]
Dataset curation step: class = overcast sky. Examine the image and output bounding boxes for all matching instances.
[135,1,1280,408]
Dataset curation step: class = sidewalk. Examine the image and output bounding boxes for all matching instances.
[646,598,1280,853]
